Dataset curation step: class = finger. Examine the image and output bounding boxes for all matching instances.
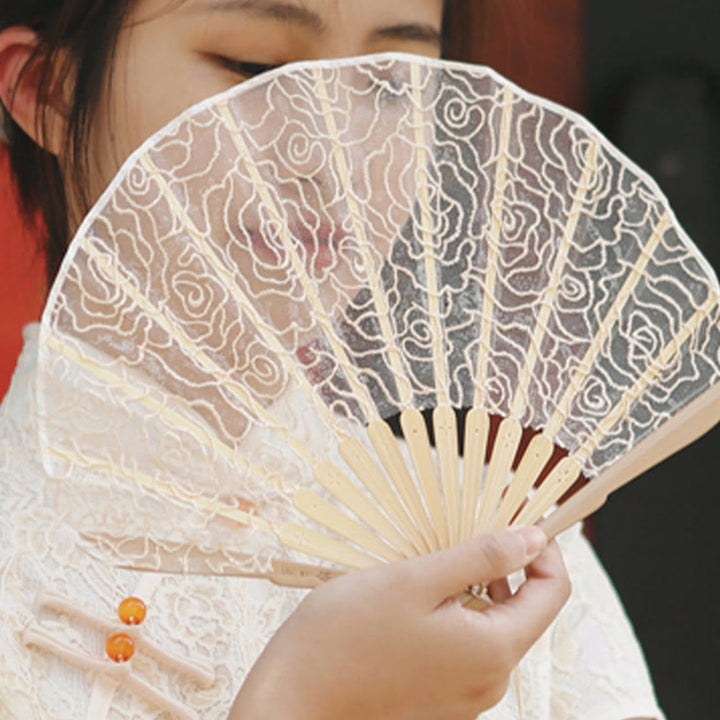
[487,577,511,604]
[479,540,571,662]
[407,527,547,602]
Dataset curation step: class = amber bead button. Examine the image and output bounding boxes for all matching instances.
[118,596,147,625]
[106,632,135,662]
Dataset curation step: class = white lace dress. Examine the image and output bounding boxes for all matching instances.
[0,325,665,720]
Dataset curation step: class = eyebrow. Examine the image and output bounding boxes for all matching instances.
[369,24,442,47]
[198,1,442,46]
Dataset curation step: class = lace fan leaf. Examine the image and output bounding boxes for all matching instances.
[37,53,720,584]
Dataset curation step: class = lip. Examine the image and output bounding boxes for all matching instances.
[248,217,344,273]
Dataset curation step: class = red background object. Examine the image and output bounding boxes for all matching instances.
[482,0,584,111]
[0,145,46,397]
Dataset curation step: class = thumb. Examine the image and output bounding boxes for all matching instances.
[412,527,548,602]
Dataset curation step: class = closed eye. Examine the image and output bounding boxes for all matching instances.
[215,57,283,78]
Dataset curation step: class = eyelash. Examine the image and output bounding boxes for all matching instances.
[216,57,283,78]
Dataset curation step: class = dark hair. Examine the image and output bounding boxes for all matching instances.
[1,0,486,289]
[443,0,488,65]
[1,0,132,288]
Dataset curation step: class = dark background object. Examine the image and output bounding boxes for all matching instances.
[585,1,720,717]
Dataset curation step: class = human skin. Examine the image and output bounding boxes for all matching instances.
[54,0,449,230]
[230,527,571,720]
[0,1,582,717]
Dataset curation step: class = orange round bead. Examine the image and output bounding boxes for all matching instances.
[106,632,135,662]
[118,596,147,626]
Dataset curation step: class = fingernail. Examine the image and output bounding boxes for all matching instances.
[515,527,547,561]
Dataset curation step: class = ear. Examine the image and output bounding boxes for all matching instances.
[0,26,67,155]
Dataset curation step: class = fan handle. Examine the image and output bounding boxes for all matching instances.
[539,381,720,539]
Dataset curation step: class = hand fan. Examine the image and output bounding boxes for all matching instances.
[37,53,720,588]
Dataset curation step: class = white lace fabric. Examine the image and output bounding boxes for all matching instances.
[0,325,665,719]
[36,55,720,581]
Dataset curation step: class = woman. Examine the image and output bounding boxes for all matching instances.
[0,1,664,718]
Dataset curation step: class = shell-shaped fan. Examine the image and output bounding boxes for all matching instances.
[38,53,720,587]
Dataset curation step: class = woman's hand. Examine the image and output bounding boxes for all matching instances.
[230,527,570,720]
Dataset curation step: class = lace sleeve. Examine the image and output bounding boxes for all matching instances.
[550,524,666,720]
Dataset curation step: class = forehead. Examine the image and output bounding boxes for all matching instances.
[179,0,444,22]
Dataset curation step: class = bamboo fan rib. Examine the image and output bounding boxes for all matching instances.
[37,53,720,584]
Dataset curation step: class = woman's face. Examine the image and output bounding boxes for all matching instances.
[82,0,444,213]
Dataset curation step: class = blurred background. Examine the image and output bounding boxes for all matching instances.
[586,2,719,718]
[1,1,718,716]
